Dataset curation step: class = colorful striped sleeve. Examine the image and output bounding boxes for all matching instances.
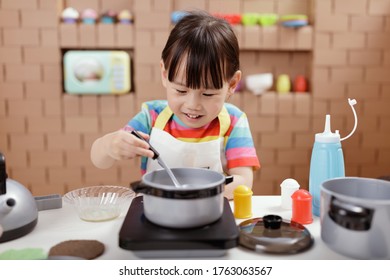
[224,104,260,170]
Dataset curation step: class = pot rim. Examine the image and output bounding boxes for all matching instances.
[321,176,390,205]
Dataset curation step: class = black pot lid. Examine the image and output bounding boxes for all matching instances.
[238,215,314,254]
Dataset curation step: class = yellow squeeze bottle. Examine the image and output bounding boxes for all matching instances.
[233,185,253,219]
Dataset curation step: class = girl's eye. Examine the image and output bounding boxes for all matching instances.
[176,89,187,94]
[203,93,215,97]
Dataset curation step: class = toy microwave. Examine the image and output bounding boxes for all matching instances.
[63,50,131,95]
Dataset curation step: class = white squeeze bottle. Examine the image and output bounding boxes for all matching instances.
[309,98,358,216]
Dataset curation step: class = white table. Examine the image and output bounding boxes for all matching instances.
[0,196,349,260]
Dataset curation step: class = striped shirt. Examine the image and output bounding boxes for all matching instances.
[124,100,260,174]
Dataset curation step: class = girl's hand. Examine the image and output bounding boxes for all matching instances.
[91,130,154,169]
[105,130,154,161]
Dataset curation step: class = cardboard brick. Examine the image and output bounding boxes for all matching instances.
[39,0,62,10]
[117,94,136,116]
[316,14,348,32]
[333,33,365,49]
[242,0,274,13]
[8,99,43,117]
[48,167,83,186]
[43,64,62,82]
[40,29,59,46]
[173,0,207,11]
[80,96,99,116]
[25,82,62,100]
[278,94,294,115]
[366,67,390,82]
[135,11,171,30]
[0,11,20,28]
[278,27,296,50]
[351,15,385,32]
[24,47,61,64]
[242,26,261,49]
[135,45,162,64]
[0,117,25,133]
[312,100,328,116]
[231,25,243,48]
[116,24,134,47]
[367,33,390,49]
[1,0,38,10]
[59,24,78,47]
[259,93,277,115]
[369,0,390,15]
[378,149,390,164]
[153,0,173,12]
[258,164,292,184]
[79,24,97,47]
[63,95,81,116]
[99,96,118,116]
[9,133,45,151]
[27,117,62,133]
[279,116,310,132]
[29,150,63,167]
[208,0,240,13]
[0,99,6,117]
[314,50,347,66]
[97,23,116,47]
[261,132,293,148]
[2,150,28,168]
[242,91,260,116]
[47,133,82,151]
[314,33,331,49]
[247,116,277,132]
[133,0,152,12]
[256,148,276,165]
[153,30,169,48]
[334,0,366,15]
[21,10,58,28]
[296,26,312,50]
[331,67,364,83]
[84,166,118,185]
[3,28,40,46]
[11,167,46,186]
[119,163,143,185]
[362,132,390,148]
[277,149,310,165]
[312,81,346,99]
[66,0,99,11]
[0,83,24,99]
[101,115,132,133]
[44,99,62,116]
[0,47,22,63]
[294,94,311,116]
[276,0,311,15]
[65,150,94,167]
[295,132,314,148]
[64,116,99,133]
[311,67,329,82]
[349,50,381,66]
[347,84,380,100]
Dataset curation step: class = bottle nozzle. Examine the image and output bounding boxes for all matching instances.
[340,98,358,142]
[324,115,331,133]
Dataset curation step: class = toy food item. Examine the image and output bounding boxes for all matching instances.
[101,10,117,24]
[61,7,79,24]
[81,8,98,24]
[280,14,308,27]
[117,9,133,24]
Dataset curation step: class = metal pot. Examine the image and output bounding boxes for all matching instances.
[130,168,233,229]
[321,177,390,259]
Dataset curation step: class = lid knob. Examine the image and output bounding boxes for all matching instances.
[263,215,282,229]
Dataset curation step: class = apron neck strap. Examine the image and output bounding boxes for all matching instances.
[154,105,231,137]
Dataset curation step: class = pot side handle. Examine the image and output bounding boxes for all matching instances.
[129,180,150,194]
[225,175,234,185]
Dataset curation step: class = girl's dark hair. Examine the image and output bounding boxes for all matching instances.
[161,10,240,90]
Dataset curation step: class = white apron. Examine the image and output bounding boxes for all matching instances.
[146,105,231,173]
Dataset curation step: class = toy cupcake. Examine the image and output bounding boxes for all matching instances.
[100,10,117,24]
[61,7,79,24]
[117,9,133,24]
[81,8,98,24]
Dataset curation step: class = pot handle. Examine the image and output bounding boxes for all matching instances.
[329,196,374,231]
[225,175,234,185]
[129,180,151,194]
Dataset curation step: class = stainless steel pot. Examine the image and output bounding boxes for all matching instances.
[130,168,233,229]
[321,177,390,259]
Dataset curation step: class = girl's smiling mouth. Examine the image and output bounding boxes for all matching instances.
[185,113,202,119]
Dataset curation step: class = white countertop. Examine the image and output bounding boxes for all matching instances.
[0,196,349,260]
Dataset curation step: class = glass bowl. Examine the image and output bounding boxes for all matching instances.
[63,185,135,222]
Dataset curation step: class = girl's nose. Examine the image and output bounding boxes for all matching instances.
[186,92,202,110]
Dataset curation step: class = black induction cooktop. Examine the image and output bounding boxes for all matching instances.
[119,196,239,257]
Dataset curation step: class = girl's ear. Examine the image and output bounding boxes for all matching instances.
[228,70,242,94]
[160,60,168,88]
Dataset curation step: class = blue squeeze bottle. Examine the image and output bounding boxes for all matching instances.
[309,98,358,217]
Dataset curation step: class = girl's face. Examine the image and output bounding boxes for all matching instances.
[160,60,241,128]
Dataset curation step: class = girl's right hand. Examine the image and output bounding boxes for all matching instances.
[105,130,155,161]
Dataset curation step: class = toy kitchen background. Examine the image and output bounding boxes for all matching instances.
[0,0,389,197]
